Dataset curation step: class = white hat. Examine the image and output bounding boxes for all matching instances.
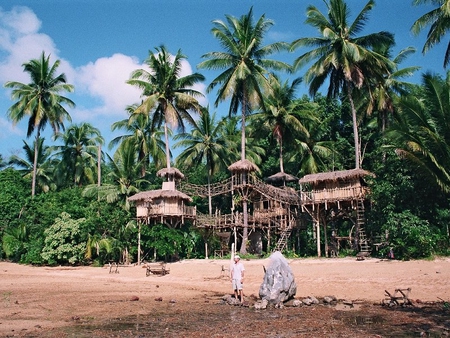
[234,255,240,260]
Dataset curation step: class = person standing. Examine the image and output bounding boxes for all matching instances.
[231,255,245,304]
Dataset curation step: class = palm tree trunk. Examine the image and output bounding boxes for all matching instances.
[347,82,361,169]
[164,121,171,169]
[207,167,212,216]
[31,131,39,197]
[240,95,248,255]
[279,137,284,173]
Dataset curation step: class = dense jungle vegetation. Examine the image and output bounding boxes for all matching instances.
[1,0,450,265]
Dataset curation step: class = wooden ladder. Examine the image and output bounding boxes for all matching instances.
[357,199,370,253]
[273,217,294,252]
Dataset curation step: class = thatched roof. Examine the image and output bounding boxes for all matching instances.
[128,189,193,202]
[228,159,260,172]
[157,167,185,180]
[299,169,375,184]
[266,171,299,184]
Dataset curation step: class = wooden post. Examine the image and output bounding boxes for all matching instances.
[316,206,321,257]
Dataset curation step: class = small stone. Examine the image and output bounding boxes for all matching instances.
[155,297,163,301]
[130,296,139,301]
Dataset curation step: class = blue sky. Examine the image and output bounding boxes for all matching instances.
[0,0,446,160]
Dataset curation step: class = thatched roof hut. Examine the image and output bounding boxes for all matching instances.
[266,172,299,185]
[299,169,374,205]
[228,159,260,173]
[157,167,185,181]
[299,169,374,184]
[128,189,193,203]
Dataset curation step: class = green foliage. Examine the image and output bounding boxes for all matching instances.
[41,212,86,265]
[144,224,184,261]
[382,210,438,260]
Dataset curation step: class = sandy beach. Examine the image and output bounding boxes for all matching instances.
[1,256,449,337]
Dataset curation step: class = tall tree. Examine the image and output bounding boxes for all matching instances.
[9,138,56,193]
[386,71,450,193]
[251,74,315,174]
[83,139,147,210]
[174,107,229,215]
[127,45,205,171]
[291,0,394,169]
[358,45,420,132]
[110,104,166,177]
[412,0,450,68]
[5,52,75,196]
[198,7,290,254]
[53,123,104,187]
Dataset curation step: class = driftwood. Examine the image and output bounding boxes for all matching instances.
[383,288,413,307]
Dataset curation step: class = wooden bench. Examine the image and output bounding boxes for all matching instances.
[145,263,170,276]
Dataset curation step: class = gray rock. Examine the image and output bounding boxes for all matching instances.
[259,251,297,305]
[302,298,313,306]
[292,299,303,307]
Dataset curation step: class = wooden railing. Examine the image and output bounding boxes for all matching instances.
[301,186,369,204]
[148,205,196,217]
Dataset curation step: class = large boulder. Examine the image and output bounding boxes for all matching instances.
[259,251,297,305]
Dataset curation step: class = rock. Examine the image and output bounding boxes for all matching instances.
[155,297,163,301]
[323,296,336,304]
[292,299,302,307]
[129,296,139,301]
[309,296,319,304]
[169,299,176,303]
[302,298,313,306]
[259,251,297,306]
[254,299,268,310]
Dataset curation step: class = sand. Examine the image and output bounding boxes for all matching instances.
[1,256,449,337]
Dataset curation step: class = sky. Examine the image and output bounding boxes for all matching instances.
[0,0,447,160]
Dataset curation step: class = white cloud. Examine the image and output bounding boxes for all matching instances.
[0,7,57,83]
[74,53,142,118]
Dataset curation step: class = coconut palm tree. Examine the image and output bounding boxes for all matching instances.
[53,123,104,187]
[412,0,450,68]
[9,138,56,193]
[358,46,420,132]
[198,7,290,162]
[198,7,290,254]
[251,74,316,175]
[174,107,229,215]
[110,104,166,177]
[127,45,205,170]
[291,0,394,169]
[83,139,148,210]
[4,52,75,196]
[386,71,450,193]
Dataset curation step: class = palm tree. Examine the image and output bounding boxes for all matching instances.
[386,71,450,193]
[53,123,104,187]
[174,107,229,215]
[291,0,394,169]
[5,52,75,196]
[9,138,56,193]
[358,46,420,132]
[83,139,148,210]
[127,45,205,171]
[198,7,290,162]
[251,74,315,174]
[110,104,166,178]
[412,0,450,68]
[198,7,290,254]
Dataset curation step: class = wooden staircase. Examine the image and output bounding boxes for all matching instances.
[357,199,370,253]
[273,217,294,252]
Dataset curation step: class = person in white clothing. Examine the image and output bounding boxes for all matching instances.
[231,255,245,304]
